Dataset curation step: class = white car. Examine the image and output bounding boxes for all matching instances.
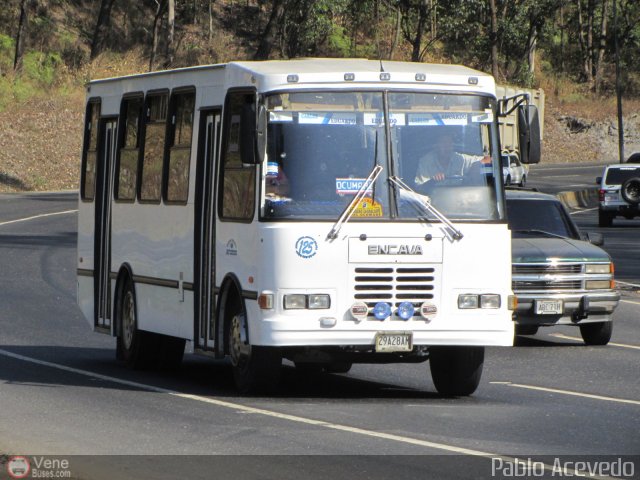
[501,152,528,186]
[597,164,640,227]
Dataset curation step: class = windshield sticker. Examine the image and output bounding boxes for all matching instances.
[295,236,318,259]
[298,112,357,125]
[471,112,494,123]
[336,178,373,195]
[269,111,293,122]
[351,199,383,218]
[363,112,406,127]
[407,113,468,126]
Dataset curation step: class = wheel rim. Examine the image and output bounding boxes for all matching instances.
[229,315,249,368]
[122,290,136,350]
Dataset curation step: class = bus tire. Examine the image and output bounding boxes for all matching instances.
[429,346,484,397]
[228,310,281,394]
[116,277,158,369]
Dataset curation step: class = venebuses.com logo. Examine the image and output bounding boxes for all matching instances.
[6,456,30,479]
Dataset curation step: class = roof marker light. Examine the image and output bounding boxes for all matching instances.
[344,73,355,81]
[415,73,426,82]
[380,72,391,81]
[468,76,479,85]
[287,74,299,83]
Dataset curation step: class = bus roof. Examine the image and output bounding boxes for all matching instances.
[88,58,495,96]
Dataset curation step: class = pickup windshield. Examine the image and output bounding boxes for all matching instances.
[261,91,502,222]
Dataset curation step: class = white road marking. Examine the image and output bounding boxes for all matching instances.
[617,280,640,289]
[491,381,640,406]
[0,209,77,227]
[0,348,619,478]
[550,333,640,350]
[621,299,640,306]
[569,207,598,215]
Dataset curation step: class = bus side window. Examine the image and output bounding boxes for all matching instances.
[219,92,256,220]
[115,95,143,202]
[164,89,195,204]
[81,99,101,201]
[139,92,168,202]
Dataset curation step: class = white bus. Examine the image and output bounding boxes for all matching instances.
[77,59,539,395]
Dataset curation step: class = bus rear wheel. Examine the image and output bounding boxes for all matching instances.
[116,277,157,369]
[228,311,281,394]
[429,346,484,397]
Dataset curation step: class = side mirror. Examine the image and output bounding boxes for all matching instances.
[240,101,258,165]
[583,232,604,246]
[518,105,541,164]
[596,177,602,184]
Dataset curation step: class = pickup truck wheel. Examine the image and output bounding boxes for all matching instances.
[429,346,484,396]
[580,321,612,346]
[621,177,640,204]
[598,210,613,227]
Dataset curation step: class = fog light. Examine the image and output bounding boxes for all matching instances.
[586,280,611,290]
[373,302,391,320]
[284,294,306,309]
[397,302,415,320]
[458,294,479,309]
[309,294,330,309]
[350,302,369,321]
[480,294,501,309]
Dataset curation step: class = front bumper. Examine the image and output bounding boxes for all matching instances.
[514,290,620,326]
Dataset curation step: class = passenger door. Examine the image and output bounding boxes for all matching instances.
[94,118,118,332]
[194,109,221,351]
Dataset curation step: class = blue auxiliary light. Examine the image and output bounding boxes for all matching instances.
[373,302,392,320]
[397,302,415,320]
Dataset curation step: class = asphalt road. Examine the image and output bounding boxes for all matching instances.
[0,187,638,480]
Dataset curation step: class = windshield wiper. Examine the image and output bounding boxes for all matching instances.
[326,165,383,241]
[513,229,567,239]
[388,176,463,240]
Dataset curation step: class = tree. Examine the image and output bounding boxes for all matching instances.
[149,0,167,71]
[14,0,29,71]
[90,0,118,60]
[254,0,286,60]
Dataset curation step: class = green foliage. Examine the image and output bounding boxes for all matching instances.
[0,33,14,73]
[21,51,63,87]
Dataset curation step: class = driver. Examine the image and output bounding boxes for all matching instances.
[414,132,484,187]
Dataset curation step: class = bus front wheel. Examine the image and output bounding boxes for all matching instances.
[116,277,157,369]
[228,311,281,394]
[429,346,484,397]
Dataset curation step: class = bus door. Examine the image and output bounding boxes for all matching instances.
[194,109,222,351]
[94,118,117,332]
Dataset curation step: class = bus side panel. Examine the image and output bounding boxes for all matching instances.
[77,197,95,329]
[110,202,195,340]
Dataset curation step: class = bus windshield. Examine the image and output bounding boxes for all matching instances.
[261,91,502,222]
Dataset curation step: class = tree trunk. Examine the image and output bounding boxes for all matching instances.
[13,0,29,72]
[389,5,401,60]
[209,0,214,42]
[165,0,175,67]
[253,0,286,60]
[577,0,592,82]
[489,0,499,79]
[149,0,166,72]
[594,0,609,93]
[90,0,117,60]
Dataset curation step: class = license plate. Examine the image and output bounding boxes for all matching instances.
[535,299,563,315]
[375,332,413,352]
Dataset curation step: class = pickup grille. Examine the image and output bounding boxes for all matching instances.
[513,280,583,291]
[513,264,582,275]
[353,267,435,318]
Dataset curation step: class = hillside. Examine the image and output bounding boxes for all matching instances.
[0,76,639,193]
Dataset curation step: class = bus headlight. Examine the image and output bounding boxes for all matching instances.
[480,294,501,309]
[283,294,306,309]
[458,294,479,309]
[458,294,501,309]
[308,294,331,309]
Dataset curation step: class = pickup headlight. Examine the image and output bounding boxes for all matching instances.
[585,280,613,290]
[586,263,612,274]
